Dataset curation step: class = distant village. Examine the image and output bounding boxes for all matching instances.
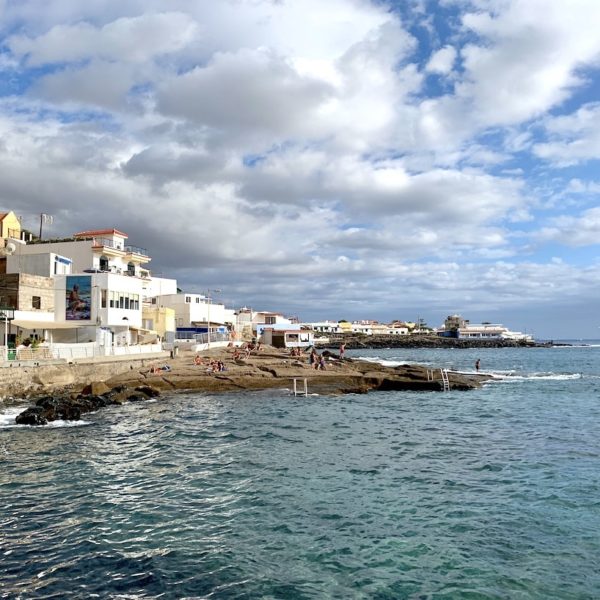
[0,211,532,362]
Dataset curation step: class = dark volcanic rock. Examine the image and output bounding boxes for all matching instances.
[323,334,545,350]
[15,406,48,426]
[14,383,162,426]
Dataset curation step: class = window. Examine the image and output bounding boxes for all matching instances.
[101,290,107,308]
[266,316,276,324]
[32,296,41,309]
[99,256,109,271]
[185,296,191,303]
[196,297,200,303]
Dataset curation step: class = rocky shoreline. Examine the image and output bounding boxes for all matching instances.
[9,346,492,425]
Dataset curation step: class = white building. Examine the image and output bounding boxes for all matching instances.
[0,227,169,356]
[302,321,342,334]
[436,315,533,341]
[159,292,235,335]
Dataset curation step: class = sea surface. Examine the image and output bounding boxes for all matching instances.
[1,343,600,599]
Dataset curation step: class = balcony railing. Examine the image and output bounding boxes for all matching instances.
[125,245,149,257]
[92,237,124,251]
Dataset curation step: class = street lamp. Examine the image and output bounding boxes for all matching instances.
[206,289,221,348]
[122,316,129,346]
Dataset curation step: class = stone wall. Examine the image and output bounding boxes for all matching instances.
[0,356,163,399]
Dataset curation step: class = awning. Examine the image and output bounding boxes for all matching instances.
[11,320,90,330]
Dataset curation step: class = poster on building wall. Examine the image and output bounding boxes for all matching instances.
[65,275,92,320]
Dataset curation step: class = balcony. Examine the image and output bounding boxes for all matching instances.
[125,245,149,257]
[91,237,124,251]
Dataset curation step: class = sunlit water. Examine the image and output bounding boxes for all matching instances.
[1,344,600,598]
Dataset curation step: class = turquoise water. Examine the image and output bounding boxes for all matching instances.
[1,344,600,598]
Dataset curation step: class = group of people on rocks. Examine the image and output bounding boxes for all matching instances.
[309,348,327,370]
[193,354,227,373]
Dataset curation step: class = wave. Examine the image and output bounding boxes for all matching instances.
[0,407,25,428]
[490,372,582,382]
[355,356,432,367]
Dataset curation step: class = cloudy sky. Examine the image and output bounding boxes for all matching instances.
[1,0,599,338]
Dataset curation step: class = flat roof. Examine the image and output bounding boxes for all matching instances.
[74,229,128,238]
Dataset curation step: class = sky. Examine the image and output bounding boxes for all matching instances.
[0,0,599,339]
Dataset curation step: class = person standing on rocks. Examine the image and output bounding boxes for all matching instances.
[475,358,481,372]
[339,343,346,360]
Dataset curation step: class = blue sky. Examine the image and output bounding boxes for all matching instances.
[0,0,599,338]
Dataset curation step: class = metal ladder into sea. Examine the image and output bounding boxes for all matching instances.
[426,368,450,391]
[292,378,308,397]
[440,369,450,392]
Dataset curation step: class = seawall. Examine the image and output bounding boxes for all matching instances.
[0,352,170,401]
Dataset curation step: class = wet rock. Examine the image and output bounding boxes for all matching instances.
[15,406,48,426]
[14,383,162,425]
[134,385,160,398]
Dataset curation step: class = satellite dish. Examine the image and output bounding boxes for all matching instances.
[5,242,16,255]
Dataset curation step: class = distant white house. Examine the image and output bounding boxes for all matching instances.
[261,328,314,349]
[436,314,533,341]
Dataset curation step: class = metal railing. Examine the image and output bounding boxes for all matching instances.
[176,332,231,344]
[0,343,164,363]
[125,245,149,257]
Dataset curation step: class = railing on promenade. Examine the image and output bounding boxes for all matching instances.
[175,332,231,345]
[0,343,164,363]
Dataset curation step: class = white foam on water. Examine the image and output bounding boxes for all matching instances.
[46,419,91,428]
[0,407,91,428]
[491,372,582,382]
[0,408,25,428]
[356,356,428,367]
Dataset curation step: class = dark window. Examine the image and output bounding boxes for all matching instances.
[32,296,41,309]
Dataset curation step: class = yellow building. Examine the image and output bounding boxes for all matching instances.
[0,211,21,241]
[337,321,353,333]
[142,305,175,341]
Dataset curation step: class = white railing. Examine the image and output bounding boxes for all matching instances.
[176,332,231,344]
[50,343,163,360]
[0,343,165,363]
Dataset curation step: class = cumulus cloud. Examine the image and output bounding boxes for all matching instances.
[8,12,197,66]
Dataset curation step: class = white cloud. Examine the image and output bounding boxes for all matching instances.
[8,12,197,66]
[533,102,600,165]
[457,0,600,126]
[536,207,600,247]
[426,45,456,74]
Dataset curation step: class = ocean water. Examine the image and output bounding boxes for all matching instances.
[1,344,600,599]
